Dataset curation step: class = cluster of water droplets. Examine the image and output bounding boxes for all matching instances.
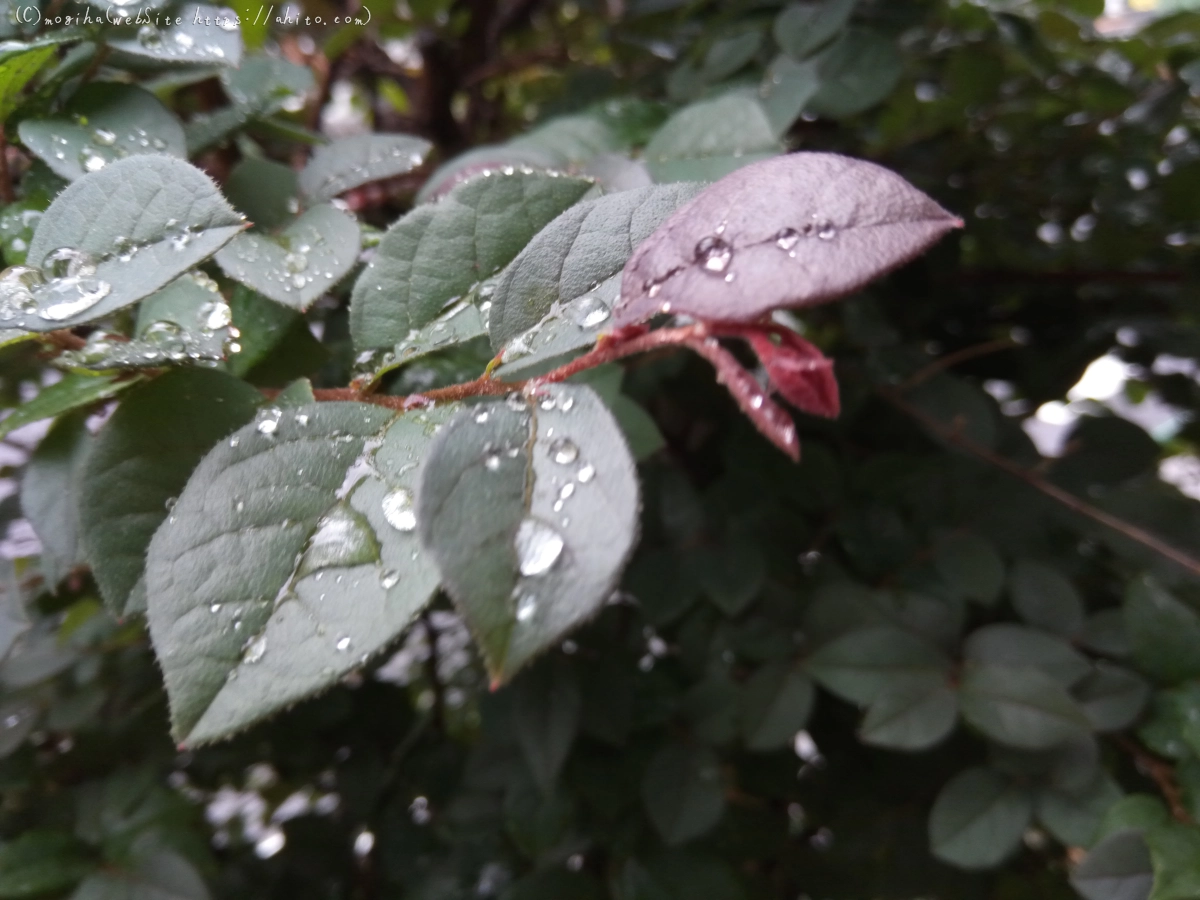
[224,224,336,297]
[314,144,428,197]
[0,206,41,263]
[134,22,232,60]
[354,294,485,381]
[0,247,111,323]
[498,282,613,366]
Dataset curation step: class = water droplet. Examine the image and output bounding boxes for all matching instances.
[559,483,575,500]
[243,635,267,664]
[203,301,232,330]
[474,410,490,424]
[567,294,610,329]
[694,235,733,273]
[336,636,352,651]
[137,23,163,48]
[776,227,802,250]
[516,594,537,622]
[549,438,579,465]
[210,603,222,613]
[815,219,837,240]
[257,407,282,435]
[577,464,595,483]
[3,713,21,728]
[382,488,417,532]
[515,519,564,577]
[381,569,400,589]
[92,127,116,146]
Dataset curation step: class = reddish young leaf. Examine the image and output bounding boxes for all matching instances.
[683,333,800,461]
[742,327,840,419]
[613,152,961,327]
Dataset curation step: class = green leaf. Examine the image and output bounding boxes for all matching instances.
[513,659,581,792]
[701,31,763,82]
[226,285,297,376]
[773,0,857,60]
[145,402,453,745]
[959,664,1091,750]
[859,682,958,751]
[350,170,593,351]
[107,5,243,67]
[356,298,488,387]
[61,273,233,372]
[18,83,186,182]
[1036,773,1122,848]
[21,410,89,587]
[928,767,1033,870]
[963,624,1091,687]
[416,384,639,682]
[1071,830,1154,900]
[934,533,1004,606]
[1125,576,1200,683]
[758,55,821,137]
[1098,796,1171,842]
[740,661,815,750]
[299,133,432,202]
[0,373,140,441]
[489,182,702,350]
[224,157,299,232]
[493,272,619,381]
[684,671,741,744]
[70,846,210,900]
[508,114,624,166]
[641,94,781,183]
[0,42,57,124]
[1074,663,1151,732]
[0,695,37,758]
[806,625,950,706]
[693,540,765,617]
[1145,822,1200,900]
[415,144,565,204]
[641,743,725,845]
[1010,558,1086,637]
[0,830,93,899]
[79,369,262,618]
[7,156,244,330]
[184,55,313,153]
[808,28,902,119]
[216,203,359,310]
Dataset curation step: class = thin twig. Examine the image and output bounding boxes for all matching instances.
[880,385,1200,579]
[1115,734,1193,824]
[902,338,1016,390]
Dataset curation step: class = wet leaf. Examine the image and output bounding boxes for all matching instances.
[145,402,453,745]
[1125,576,1200,683]
[1074,663,1151,732]
[0,372,141,441]
[351,170,592,351]
[928,767,1032,870]
[79,369,262,618]
[758,55,821,137]
[8,156,244,330]
[18,83,186,182]
[299,133,432,202]
[641,93,781,183]
[21,411,89,589]
[216,204,359,310]
[490,182,703,349]
[0,42,59,124]
[613,152,959,328]
[108,5,243,67]
[224,157,299,231]
[513,660,581,791]
[416,383,639,682]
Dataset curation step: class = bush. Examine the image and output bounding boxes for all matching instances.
[0,0,1199,897]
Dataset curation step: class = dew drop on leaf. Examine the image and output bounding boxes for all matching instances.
[243,635,266,664]
[516,594,537,622]
[549,438,579,464]
[694,235,733,273]
[382,487,417,532]
[514,518,564,576]
[577,464,595,483]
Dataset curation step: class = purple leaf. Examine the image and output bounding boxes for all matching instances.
[612,152,961,327]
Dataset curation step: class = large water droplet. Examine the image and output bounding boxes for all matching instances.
[382,488,417,532]
[567,294,610,329]
[79,146,107,172]
[298,502,381,577]
[336,636,352,652]
[243,635,267,664]
[137,24,163,48]
[514,519,564,577]
[694,235,733,273]
[257,408,282,435]
[516,594,537,622]
[92,127,117,146]
[42,247,93,280]
[548,438,579,465]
